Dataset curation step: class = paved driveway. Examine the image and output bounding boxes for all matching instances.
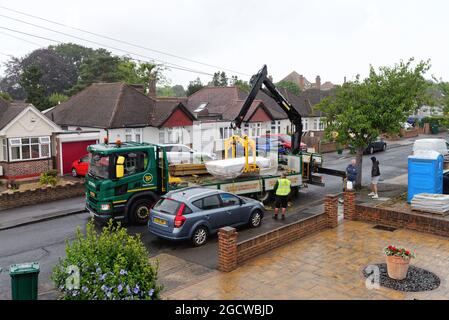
[165,221,449,300]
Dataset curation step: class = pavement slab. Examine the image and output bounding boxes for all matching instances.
[164,221,449,300]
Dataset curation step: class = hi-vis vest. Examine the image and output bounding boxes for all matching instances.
[276,178,291,196]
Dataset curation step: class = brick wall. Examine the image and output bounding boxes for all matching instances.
[343,189,449,238]
[217,194,339,272]
[1,159,53,179]
[344,190,357,220]
[400,128,419,138]
[0,181,85,211]
[319,142,340,153]
[354,203,449,238]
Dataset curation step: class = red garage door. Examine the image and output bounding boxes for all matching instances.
[61,140,97,174]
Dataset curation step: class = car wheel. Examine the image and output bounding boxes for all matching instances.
[369,147,374,154]
[383,144,387,151]
[249,210,263,228]
[129,198,154,225]
[191,226,208,247]
[71,168,78,177]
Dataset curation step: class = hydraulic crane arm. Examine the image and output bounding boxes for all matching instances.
[231,65,303,154]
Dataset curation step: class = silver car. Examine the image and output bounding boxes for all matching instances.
[148,187,264,246]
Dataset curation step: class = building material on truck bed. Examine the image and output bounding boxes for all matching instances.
[169,164,208,176]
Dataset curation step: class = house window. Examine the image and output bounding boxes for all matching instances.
[220,127,234,140]
[125,128,142,143]
[302,119,309,131]
[9,136,51,161]
[319,119,325,131]
[270,121,281,134]
[165,127,184,144]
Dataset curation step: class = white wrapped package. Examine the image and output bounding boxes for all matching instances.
[206,157,273,179]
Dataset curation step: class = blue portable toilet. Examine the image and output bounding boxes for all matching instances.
[408,150,443,203]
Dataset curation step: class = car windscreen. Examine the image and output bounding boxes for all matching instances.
[153,198,181,215]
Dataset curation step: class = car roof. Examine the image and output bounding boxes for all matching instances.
[165,187,221,202]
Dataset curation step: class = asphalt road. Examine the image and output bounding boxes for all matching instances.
[0,141,416,299]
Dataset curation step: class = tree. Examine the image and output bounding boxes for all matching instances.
[276,80,301,96]
[0,91,12,102]
[0,57,26,100]
[48,92,69,106]
[316,58,431,188]
[437,81,449,112]
[187,77,204,96]
[209,71,228,87]
[68,51,123,94]
[230,76,250,92]
[20,65,50,110]
[171,85,186,97]
[156,85,175,97]
[50,43,97,70]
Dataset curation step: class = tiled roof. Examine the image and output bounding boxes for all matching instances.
[0,98,30,130]
[45,83,194,129]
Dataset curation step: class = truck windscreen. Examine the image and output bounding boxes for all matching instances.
[88,153,110,179]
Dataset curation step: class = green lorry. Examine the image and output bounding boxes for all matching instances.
[85,141,324,225]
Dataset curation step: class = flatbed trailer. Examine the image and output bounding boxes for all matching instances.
[171,169,302,204]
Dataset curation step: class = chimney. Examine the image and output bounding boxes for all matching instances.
[344,76,347,84]
[299,75,305,90]
[315,75,321,90]
[268,75,273,82]
[148,77,157,98]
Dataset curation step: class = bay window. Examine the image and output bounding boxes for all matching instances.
[9,136,51,161]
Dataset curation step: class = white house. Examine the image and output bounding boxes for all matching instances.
[0,99,61,179]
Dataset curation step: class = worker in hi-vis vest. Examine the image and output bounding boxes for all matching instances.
[273,172,291,220]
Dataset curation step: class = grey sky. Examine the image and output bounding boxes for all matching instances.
[0,0,447,87]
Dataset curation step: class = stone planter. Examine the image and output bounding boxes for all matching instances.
[386,256,410,280]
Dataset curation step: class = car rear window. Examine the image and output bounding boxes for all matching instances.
[153,198,181,215]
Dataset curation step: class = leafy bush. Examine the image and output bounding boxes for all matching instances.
[421,116,449,128]
[39,170,59,186]
[52,220,162,300]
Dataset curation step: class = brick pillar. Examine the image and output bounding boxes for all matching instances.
[218,226,238,272]
[344,190,357,220]
[325,194,339,228]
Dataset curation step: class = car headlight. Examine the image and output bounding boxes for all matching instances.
[101,204,111,211]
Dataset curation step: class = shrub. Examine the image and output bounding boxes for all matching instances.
[52,220,162,300]
[39,170,58,186]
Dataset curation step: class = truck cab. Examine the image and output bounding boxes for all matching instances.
[85,141,168,225]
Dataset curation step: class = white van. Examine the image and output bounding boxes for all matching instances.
[413,139,449,159]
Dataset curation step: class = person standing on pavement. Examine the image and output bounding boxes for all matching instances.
[369,156,381,199]
[346,159,358,189]
[273,172,291,220]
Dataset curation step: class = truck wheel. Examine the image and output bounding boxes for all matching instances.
[256,190,274,204]
[129,198,155,225]
[191,226,208,247]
